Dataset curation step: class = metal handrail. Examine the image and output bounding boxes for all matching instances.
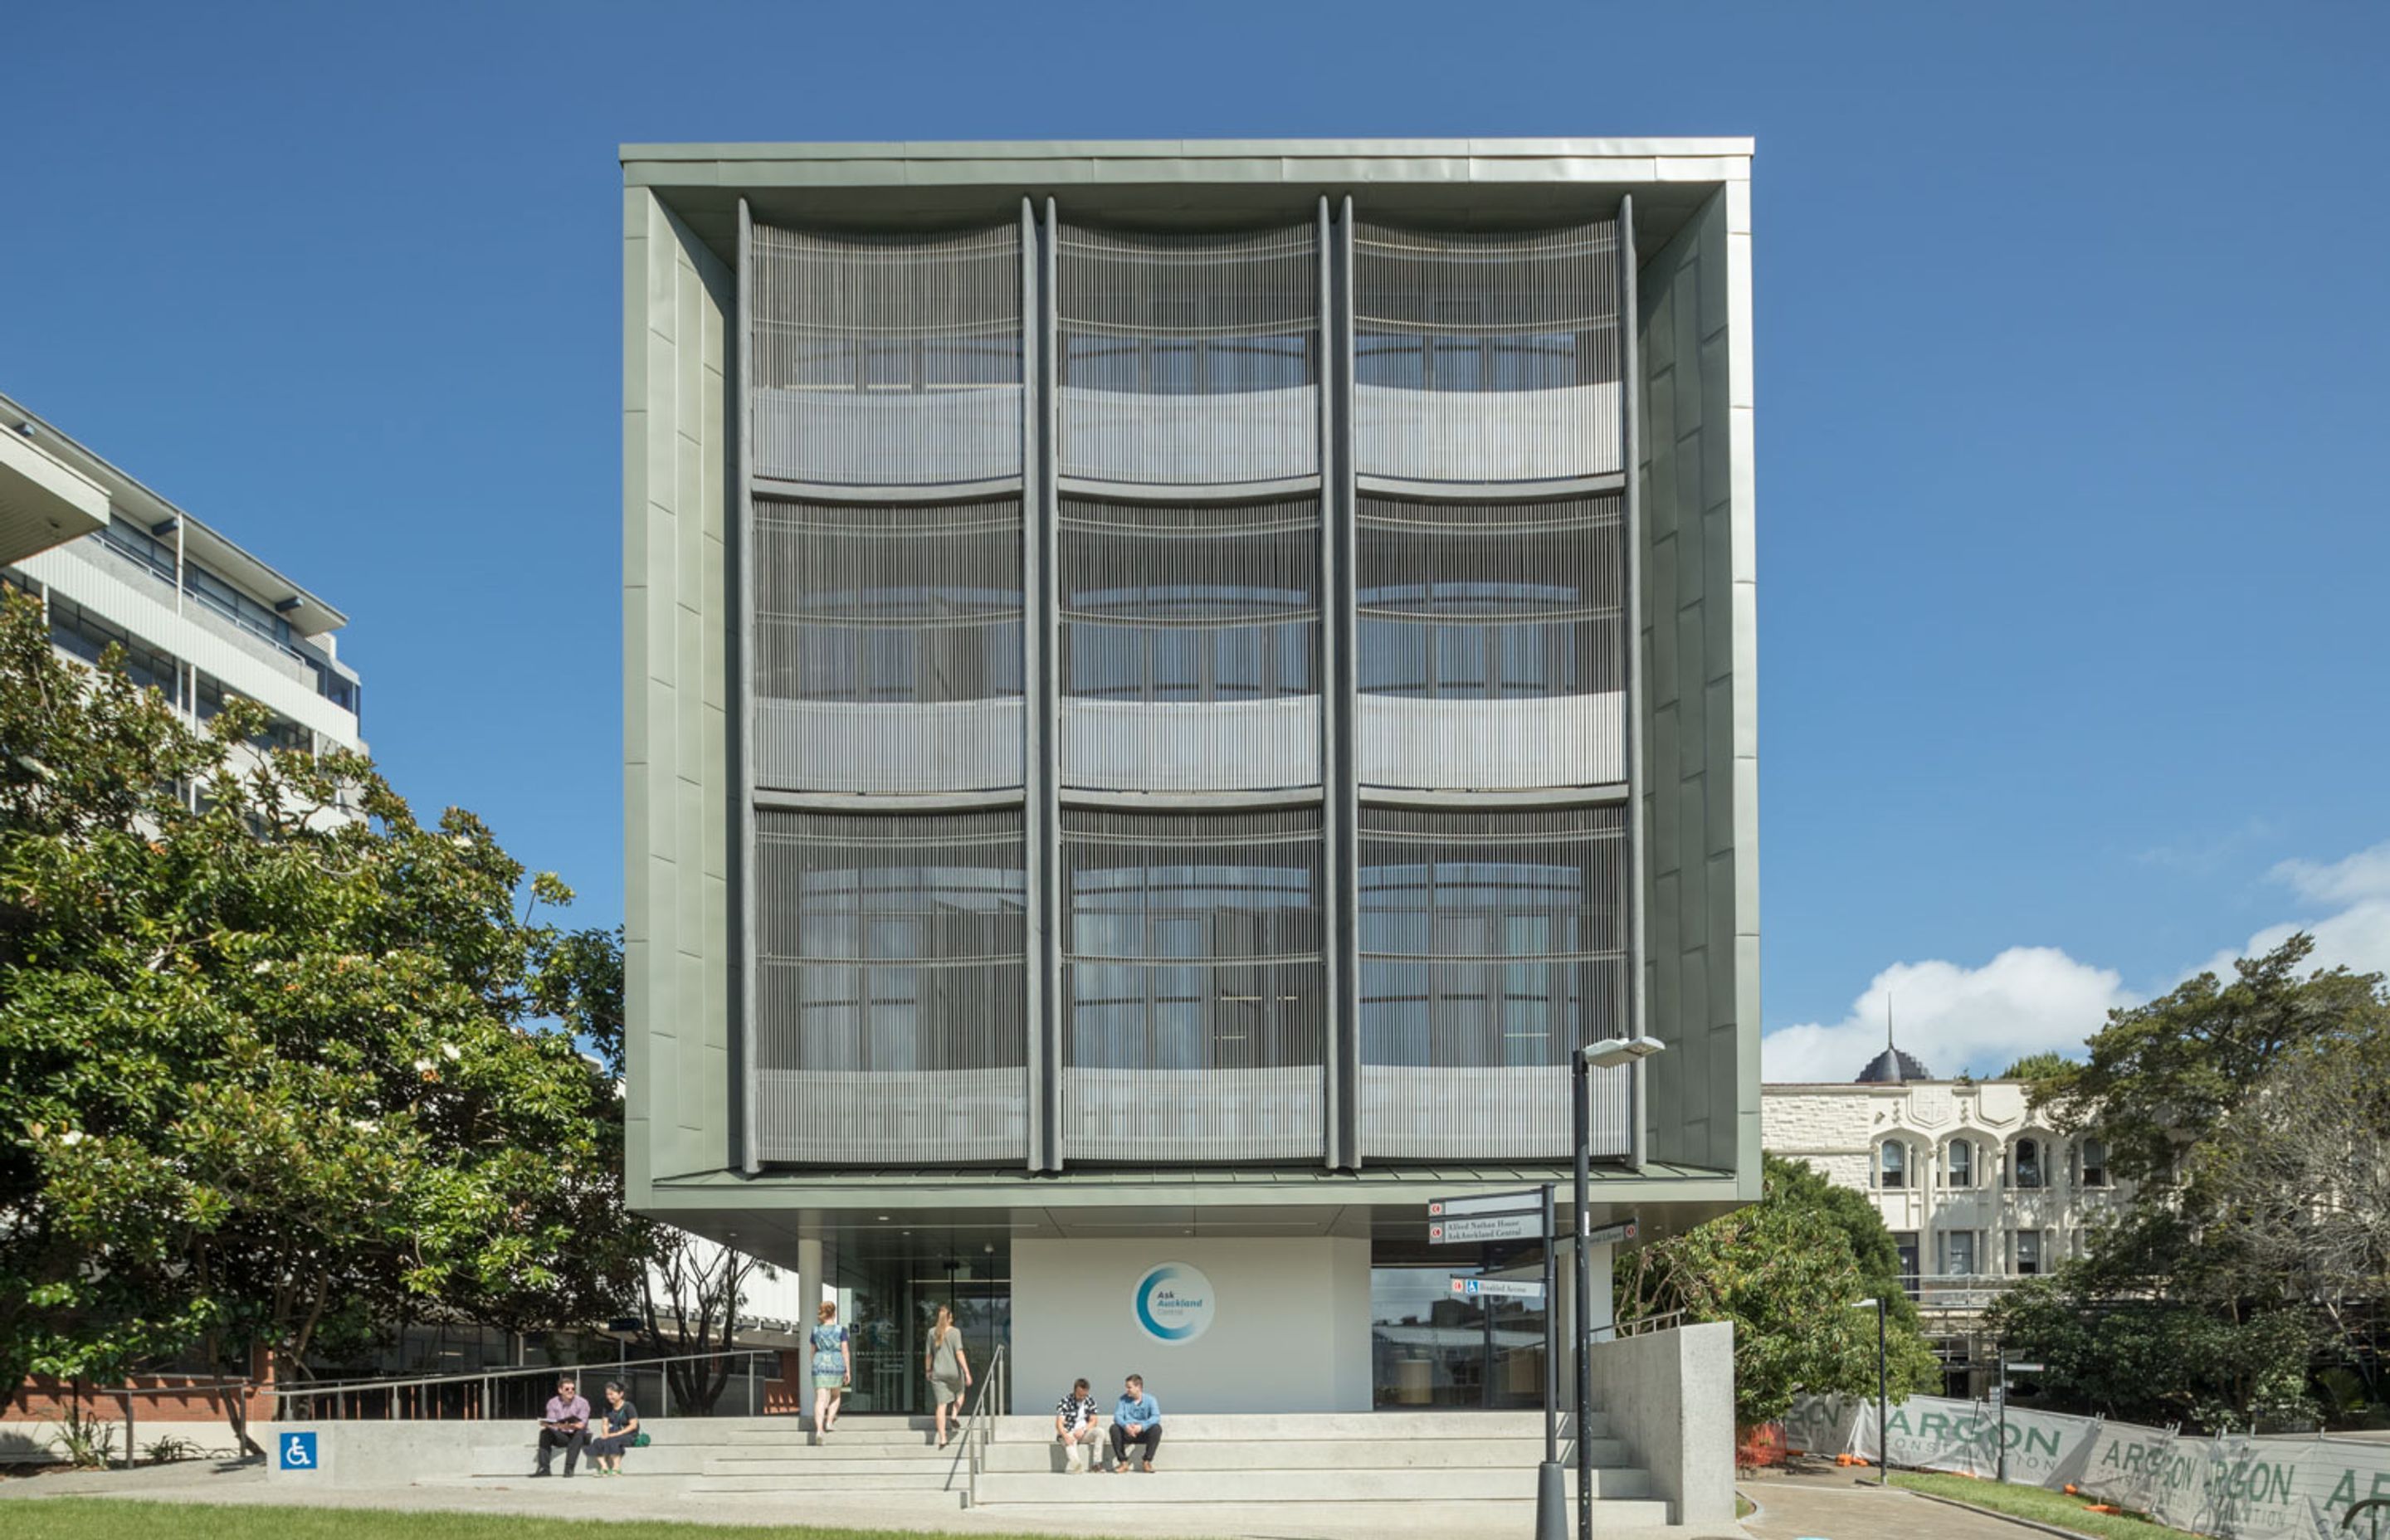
[271,1347,783,1424]
[957,1343,1007,1507]
[271,1348,778,1400]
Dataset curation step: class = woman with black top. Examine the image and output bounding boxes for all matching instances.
[587,1382,641,1475]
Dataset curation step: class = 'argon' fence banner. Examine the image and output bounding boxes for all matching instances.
[1785,1395,2390,1540]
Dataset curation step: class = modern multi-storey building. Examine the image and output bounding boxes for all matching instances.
[1763,1043,2134,1394]
[0,392,364,758]
[622,139,1757,1418]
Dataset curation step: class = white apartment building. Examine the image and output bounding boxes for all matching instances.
[0,392,363,758]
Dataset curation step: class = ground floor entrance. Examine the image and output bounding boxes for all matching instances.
[812,1226,1606,1416]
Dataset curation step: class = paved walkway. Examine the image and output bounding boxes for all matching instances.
[1742,1472,2043,1540]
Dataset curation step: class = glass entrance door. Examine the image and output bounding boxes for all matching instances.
[834,1253,1011,1416]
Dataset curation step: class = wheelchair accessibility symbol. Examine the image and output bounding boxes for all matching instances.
[280,1432,317,1470]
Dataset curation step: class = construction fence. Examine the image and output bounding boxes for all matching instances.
[1783,1394,2390,1540]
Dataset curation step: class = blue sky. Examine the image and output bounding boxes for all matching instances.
[6,1,2385,1081]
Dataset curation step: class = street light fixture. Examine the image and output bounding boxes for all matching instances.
[1573,1036,1667,1540]
[1850,1297,1888,1485]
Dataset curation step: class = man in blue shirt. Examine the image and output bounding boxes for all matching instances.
[1109,1373,1162,1472]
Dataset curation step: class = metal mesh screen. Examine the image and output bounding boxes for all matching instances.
[751,222,1023,486]
[1058,224,1319,485]
[1061,807,1326,1161]
[754,809,1027,1164]
[1355,493,1624,790]
[753,497,1024,792]
[1056,494,1320,791]
[1354,220,1621,482]
[1357,804,1631,1160]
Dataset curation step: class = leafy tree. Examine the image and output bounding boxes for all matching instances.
[1997,1050,2074,1083]
[0,590,649,1450]
[1987,1270,2319,1431]
[638,1230,771,1416]
[1617,1154,1941,1428]
[2032,935,2388,1187]
[1764,1153,1929,1342]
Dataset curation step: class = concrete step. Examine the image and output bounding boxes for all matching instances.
[970,1465,1654,1504]
[700,1471,963,1494]
[978,1436,1631,1472]
[718,1425,939,1446]
[981,1411,1609,1441]
[703,1450,962,1470]
[702,1457,963,1480]
[705,1488,968,1510]
[960,1499,1675,1532]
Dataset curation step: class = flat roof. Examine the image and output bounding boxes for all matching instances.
[0,390,348,636]
[625,134,1753,261]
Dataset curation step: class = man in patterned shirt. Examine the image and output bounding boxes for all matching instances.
[1054,1377,1105,1472]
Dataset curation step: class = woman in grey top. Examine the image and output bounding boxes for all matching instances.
[924,1303,972,1449]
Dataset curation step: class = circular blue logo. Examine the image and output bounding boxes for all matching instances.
[1131,1262,1216,1343]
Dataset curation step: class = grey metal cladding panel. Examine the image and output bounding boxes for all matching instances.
[1635,189,1749,1180]
[1056,223,1319,485]
[626,190,736,1183]
[1059,806,1327,1162]
[1353,221,1622,484]
[754,808,1029,1166]
[1056,493,1322,792]
[749,222,1023,486]
[751,495,1027,793]
[1356,804,1631,1161]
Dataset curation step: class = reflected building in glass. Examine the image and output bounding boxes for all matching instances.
[623,139,1758,1416]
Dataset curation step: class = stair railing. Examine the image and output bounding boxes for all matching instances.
[954,1343,1007,1507]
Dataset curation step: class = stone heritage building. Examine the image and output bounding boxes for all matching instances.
[1763,1042,2134,1395]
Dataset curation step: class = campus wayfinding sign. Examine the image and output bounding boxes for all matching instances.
[1428,1190,1543,1219]
[1451,1275,1547,1302]
[1430,1212,1544,1245]
[1583,1216,1639,1247]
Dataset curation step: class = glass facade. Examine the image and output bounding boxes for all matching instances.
[740,204,1633,1169]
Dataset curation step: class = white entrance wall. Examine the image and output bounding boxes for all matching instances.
[1009,1236,1371,1413]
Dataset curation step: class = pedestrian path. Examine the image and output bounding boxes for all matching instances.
[1742,1473,2041,1540]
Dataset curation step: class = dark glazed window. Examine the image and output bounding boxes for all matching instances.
[1358,806,1627,1070]
[1356,495,1622,702]
[1354,222,1620,394]
[1062,808,1324,1074]
[754,811,1027,1075]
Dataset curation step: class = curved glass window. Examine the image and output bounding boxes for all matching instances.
[1061,808,1324,1162]
[754,498,1023,793]
[754,811,1027,1165]
[1944,1138,1975,1189]
[1058,495,1319,792]
[1354,220,1621,483]
[2012,1138,2046,1190]
[1880,1140,1909,1190]
[1058,224,1319,485]
[1357,494,1622,792]
[1358,805,1628,1160]
[750,222,1023,486]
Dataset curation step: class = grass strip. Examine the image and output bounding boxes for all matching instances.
[1892,1471,2208,1540]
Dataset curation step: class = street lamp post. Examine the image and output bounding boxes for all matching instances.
[1851,1298,1889,1485]
[1573,1036,1666,1540]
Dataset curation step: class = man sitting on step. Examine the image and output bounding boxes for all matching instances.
[1055,1377,1105,1472]
[1109,1373,1162,1473]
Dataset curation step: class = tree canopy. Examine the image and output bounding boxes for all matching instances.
[1617,1154,1941,1427]
[0,590,649,1430]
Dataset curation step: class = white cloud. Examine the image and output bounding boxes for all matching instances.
[2269,840,2390,905]
[1767,838,2390,1085]
[2192,839,2390,982]
[1763,947,2134,1084]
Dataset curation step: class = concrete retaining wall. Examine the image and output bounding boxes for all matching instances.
[1588,1322,1735,1528]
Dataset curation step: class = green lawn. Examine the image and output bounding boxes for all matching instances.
[0,1500,1096,1540]
[1892,1472,2206,1540]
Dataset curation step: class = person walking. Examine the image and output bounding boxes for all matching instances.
[924,1304,973,1450]
[1109,1373,1162,1473]
[809,1300,851,1440]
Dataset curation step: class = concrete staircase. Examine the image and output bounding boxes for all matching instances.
[966,1411,1671,1526]
[428,1411,1675,1526]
